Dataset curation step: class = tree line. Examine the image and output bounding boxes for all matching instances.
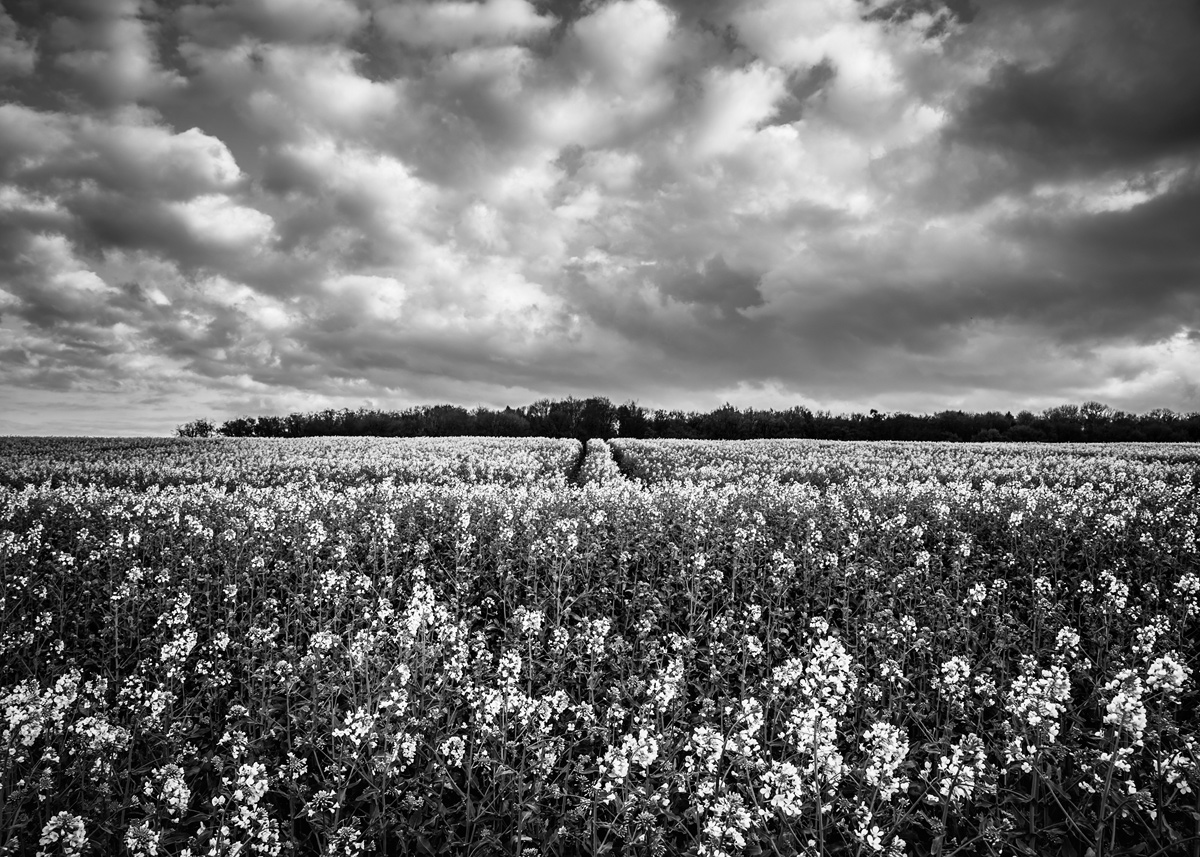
[177,399,1200,443]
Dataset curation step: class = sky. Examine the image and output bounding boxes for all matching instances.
[1,0,1199,435]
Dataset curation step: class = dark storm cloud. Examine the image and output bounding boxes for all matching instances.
[946,0,1200,185]
[999,176,1200,342]
[656,254,765,315]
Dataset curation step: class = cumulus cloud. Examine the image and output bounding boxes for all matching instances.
[2,0,1199,433]
[0,6,36,77]
[0,104,242,196]
[46,0,184,105]
[375,0,555,50]
[947,0,1200,181]
[177,0,367,45]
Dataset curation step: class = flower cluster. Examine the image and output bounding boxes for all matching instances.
[862,722,910,801]
[597,728,660,801]
[1004,656,1072,770]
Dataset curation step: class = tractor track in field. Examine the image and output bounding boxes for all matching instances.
[566,438,588,485]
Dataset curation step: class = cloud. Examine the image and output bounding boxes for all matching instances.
[177,0,367,45]
[0,104,242,196]
[571,0,676,90]
[3,232,121,329]
[321,274,407,323]
[375,0,555,50]
[46,0,183,105]
[170,194,276,249]
[945,0,1200,191]
[1,0,1199,434]
[0,6,36,77]
[659,253,765,314]
[264,138,434,266]
[689,62,788,159]
[0,102,269,276]
[175,40,400,141]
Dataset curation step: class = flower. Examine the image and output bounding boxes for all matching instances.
[124,821,160,857]
[935,733,987,804]
[862,722,909,801]
[440,735,466,768]
[37,812,86,857]
[1146,652,1190,696]
[1103,670,1148,744]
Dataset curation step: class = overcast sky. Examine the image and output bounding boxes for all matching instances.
[1,0,1198,434]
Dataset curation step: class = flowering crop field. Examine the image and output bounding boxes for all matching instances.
[3,437,1200,857]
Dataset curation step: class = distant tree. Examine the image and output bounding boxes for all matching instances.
[189,398,1198,442]
[1043,404,1083,441]
[424,405,473,436]
[544,398,584,438]
[1005,424,1045,442]
[578,397,618,440]
[699,403,749,439]
[933,410,973,441]
[217,416,255,437]
[176,418,216,438]
[649,409,697,438]
[495,408,532,436]
[1080,401,1112,420]
[616,401,649,438]
[474,407,531,437]
[1080,401,1113,440]
[971,428,1004,442]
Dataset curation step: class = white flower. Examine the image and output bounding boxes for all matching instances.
[513,606,545,636]
[759,759,806,816]
[1162,741,1198,795]
[685,724,725,776]
[699,793,753,855]
[1054,627,1081,661]
[1007,659,1071,742]
[647,656,684,712]
[598,728,660,797]
[853,803,885,854]
[936,734,986,804]
[124,821,160,857]
[1146,652,1190,695]
[1104,670,1148,744]
[938,656,972,706]
[145,763,191,819]
[862,722,909,801]
[37,812,86,857]
[440,735,466,768]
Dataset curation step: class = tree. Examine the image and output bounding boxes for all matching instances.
[578,397,618,440]
[616,401,649,438]
[1005,424,1045,442]
[971,428,1004,442]
[699,403,749,439]
[176,418,216,438]
[1080,401,1113,440]
[1042,404,1083,441]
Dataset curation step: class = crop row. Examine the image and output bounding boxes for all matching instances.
[0,437,581,490]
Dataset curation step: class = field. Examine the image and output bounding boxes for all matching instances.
[2,437,1200,857]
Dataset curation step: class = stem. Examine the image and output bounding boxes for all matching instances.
[1096,729,1120,857]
